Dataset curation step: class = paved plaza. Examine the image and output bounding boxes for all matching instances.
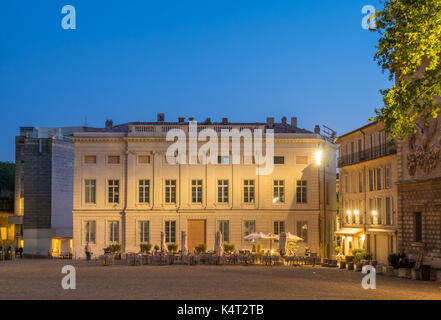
[0,259,440,300]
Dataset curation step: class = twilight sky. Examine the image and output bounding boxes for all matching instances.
[0,0,388,162]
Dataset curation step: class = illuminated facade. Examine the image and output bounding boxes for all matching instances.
[336,121,398,264]
[72,116,337,258]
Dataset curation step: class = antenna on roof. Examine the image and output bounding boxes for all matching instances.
[84,116,88,127]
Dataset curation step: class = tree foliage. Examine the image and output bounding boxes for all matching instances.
[373,0,441,139]
[0,162,15,191]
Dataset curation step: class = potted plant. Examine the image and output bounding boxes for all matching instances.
[252,244,257,253]
[167,243,178,253]
[352,248,367,272]
[140,243,152,254]
[223,243,235,254]
[110,243,122,259]
[195,243,207,254]
[154,245,160,254]
[257,244,262,253]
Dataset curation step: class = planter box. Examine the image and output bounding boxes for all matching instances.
[375,264,383,275]
[436,270,441,282]
[355,262,363,272]
[411,268,421,280]
[384,266,395,276]
[398,268,411,279]
[339,261,346,269]
[347,262,354,271]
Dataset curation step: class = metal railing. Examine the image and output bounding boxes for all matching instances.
[338,144,396,168]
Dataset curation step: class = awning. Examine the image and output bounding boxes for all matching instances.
[366,228,396,234]
[334,228,363,236]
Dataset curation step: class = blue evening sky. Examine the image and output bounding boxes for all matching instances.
[0,0,388,162]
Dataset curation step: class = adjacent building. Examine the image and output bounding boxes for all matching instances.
[71,115,337,258]
[15,126,95,257]
[397,116,441,268]
[336,121,398,264]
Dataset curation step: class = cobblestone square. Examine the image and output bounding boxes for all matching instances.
[0,260,440,300]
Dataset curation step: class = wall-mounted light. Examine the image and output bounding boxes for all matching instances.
[371,210,377,216]
[347,236,353,242]
[315,150,323,165]
[354,210,359,215]
[346,210,352,215]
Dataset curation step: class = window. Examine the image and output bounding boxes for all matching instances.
[358,172,363,193]
[369,170,374,192]
[139,221,150,243]
[108,221,119,243]
[139,180,150,203]
[138,155,151,164]
[165,220,176,243]
[296,156,308,164]
[369,198,375,224]
[296,180,307,203]
[165,180,176,203]
[108,180,120,203]
[376,198,382,224]
[274,221,285,235]
[274,156,285,164]
[273,180,285,203]
[376,168,382,190]
[191,180,203,203]
[84,155,96,164]
[243,180,255,203]
[217,180,229,203]
[217,156,229,164]
[345,175,348,193]
[243,220,256,237]
[415,212,422,242]
[296,221,308,242]
[107,155,120,164]
[218,220,229,242]
[84,221,96,244]
[85,179,96,204]
[385,197,392,225]
[385,166,391,189]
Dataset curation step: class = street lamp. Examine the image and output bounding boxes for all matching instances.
[316,147,325,257]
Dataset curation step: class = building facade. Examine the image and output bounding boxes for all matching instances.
[336,121,398,264]
[72,116,337,258]
[397,116,441,268]
[15,126,94,257]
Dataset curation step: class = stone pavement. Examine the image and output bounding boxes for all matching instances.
[0,260,440,300]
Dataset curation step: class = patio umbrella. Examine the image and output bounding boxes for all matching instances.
[181,231,187,255]
[160,232,167,253]
[274,232,303,242]
[215,231,223,255]
[278,232,287,256]
[243,232,271,241]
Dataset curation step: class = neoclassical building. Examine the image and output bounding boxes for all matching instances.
[71,115,337,258]
[336,121,398,264]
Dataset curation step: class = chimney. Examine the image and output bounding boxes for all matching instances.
[105,119,113,130]
[222,117,228,125]
[205,117,211,124]
[266,117,274,128]
[188,117,194,122]
[178,117,185,123]
[291,117,297,128]
[314,125,321,134]
[281,116,287,125]
[157,113,165,122]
